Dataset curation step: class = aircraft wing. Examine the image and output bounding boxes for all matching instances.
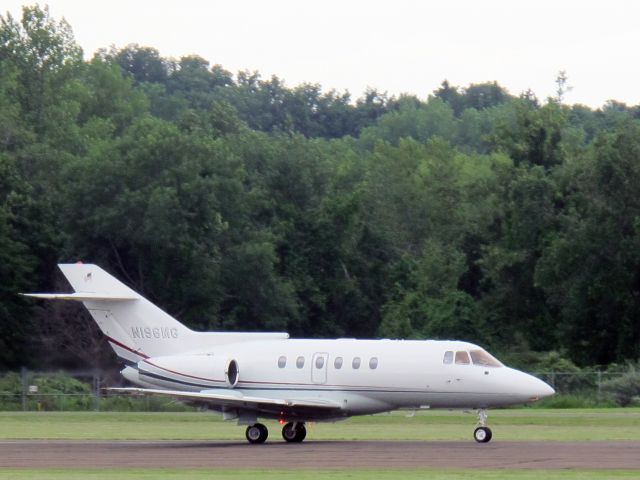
[108,387,343,413]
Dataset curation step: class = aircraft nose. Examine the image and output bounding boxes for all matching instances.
[535,378,555,397]
[525,374,555,400]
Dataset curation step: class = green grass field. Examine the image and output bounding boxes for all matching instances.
[1,409,639,479]
[1,408,640,441]
[0,469,639,480]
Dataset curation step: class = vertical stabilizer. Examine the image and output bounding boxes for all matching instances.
[25,263,290,363]
[57,263,193,361]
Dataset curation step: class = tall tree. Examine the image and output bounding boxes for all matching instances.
[536,124,640,364]
[107,44,170,84]
[0,5,82,136]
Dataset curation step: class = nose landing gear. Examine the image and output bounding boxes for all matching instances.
[473,409,492,443]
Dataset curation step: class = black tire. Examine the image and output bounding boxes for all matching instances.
[282,422,297,442]
[282,422,306,443]
[294,424,306,442]
[473,426,492,443]
[246,423,268,444]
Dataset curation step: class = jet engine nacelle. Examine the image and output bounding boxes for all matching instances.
[138,353,240,388]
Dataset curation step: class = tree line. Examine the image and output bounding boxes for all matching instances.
[1,5,640,371]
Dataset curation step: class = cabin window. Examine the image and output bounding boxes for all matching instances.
[352,357,361,369]
[278,356,286,368]
[443,351,454,364]
[470,349,502,367]
[315,356,325,369]
[334,356,343,369]
[369,357,378,369]
[455,351,471,365]
[296,356,305,368]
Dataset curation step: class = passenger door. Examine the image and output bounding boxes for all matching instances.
[311,352,329,384]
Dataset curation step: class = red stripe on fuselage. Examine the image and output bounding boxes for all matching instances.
[105,335,149,359]
[104,335,222,383]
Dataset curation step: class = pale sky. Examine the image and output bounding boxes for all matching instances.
[3,0,640,108]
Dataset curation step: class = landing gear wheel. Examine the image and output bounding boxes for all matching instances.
[474,426,492,443]
[294,424,307,442]
[246,423,268,444]
[282,422,306,443]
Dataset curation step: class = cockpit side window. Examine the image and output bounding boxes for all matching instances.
[469,349,502,367]
[443,351,453,364]
[455,351,471,365]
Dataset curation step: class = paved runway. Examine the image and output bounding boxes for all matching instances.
[2,440,640,469]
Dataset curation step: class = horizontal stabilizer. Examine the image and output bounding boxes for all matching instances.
[108,387,343,411]
[22,293,138,301]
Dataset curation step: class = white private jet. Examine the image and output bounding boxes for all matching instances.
[26,263,554,444]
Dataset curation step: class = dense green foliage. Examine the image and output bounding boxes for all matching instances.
[2,5,640,370]
[601,367,640,406]
[0,371,192,411]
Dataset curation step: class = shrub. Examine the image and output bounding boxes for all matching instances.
[0,372,23,410]
[100,395,193,412]
[600,366,640,406]
[529,393,617,409]
[0,371,95,411]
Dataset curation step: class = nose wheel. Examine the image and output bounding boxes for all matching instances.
[474,426,492,443]
[245,423,268,444]
[473,409,492,443]
[282,422,307,442]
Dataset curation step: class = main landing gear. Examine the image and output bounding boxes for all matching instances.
[281,422,307,443]
[245,422,307,444]
[245,423,268,444]
[473,409,492,443]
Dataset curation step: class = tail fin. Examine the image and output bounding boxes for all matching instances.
[25,263,288,362]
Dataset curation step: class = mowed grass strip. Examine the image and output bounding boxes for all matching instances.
[1,409,640,441]
[0,469,638,480]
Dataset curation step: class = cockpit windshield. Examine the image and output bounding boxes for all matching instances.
[469,349,502,367]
